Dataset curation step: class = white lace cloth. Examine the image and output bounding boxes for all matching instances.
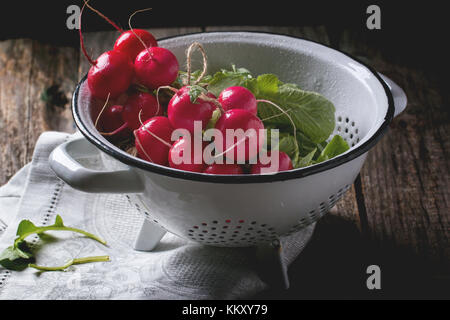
[0,132,314,299]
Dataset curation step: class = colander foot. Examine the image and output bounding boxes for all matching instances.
[134,218,167,251]
[255,239,289,290]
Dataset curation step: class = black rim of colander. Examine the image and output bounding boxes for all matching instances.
[72,31,395,184]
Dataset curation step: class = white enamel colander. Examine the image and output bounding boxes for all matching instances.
[49,32,406,253]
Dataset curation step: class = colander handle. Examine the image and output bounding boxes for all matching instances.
[378,73,408,117]
[49,137,144,193]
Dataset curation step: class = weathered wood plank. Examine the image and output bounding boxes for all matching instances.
[0,40,78,185]
[0,39,33,185]
[78,27,202,80]
[337,30,450,271]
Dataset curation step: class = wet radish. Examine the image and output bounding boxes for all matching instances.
[86,50,134,100]
[122,92,162,130]
[134,47,179,90]
[250,151,293,174]
[168,137,206,173]
[114,29,157,61]
[134,116,174,165]
[167,86,216,134]
[79,3,134,100]
[203,163,244,175]
[218,86,257,115]
[97,104,125,132]
[215,109,265,163]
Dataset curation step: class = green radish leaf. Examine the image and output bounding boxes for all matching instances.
[248,74,280,97]
[271,133,300,166]
[256,82,336,144]
[316,135,350,163]
[1,215,107,271]
[0,243,34,271]
[188,85,208,104]
[296,131,327,159]
[16,220,38,238]
[175,70,212,88]
[205,108,222,130]
[53,215,65,227]
[296,148,317,168]
[206,66,253,97]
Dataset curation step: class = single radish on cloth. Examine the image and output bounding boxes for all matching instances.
[134,47,179,89]
[167,86,217,134]
[87,50,134,100]
[134,116,174,166]
[122,92,162,130]
[215,109,265,163]
[218,86,257,115]
[114,29,157,61]
[250,151,293,174]
[168,137,206,173]
[203,163,244,175]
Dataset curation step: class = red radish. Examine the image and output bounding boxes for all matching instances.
[97,104,125,132]
[114,29,157,61]
[167,86,216,134]
[218,86,257,115]
[168,137,206,173]
[203,163,244,175]
[215,109,265,163]
[122,92,162,130]
[134,116,174,166]
[134,47,179,89]
[79,3,134,100]
[250,151,293,174]
[87,50,134,100]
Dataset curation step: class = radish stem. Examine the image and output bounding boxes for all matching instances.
[83,0,123,32]
[29,255,110,272]
[79,1,96,66]
[94,92,111,129]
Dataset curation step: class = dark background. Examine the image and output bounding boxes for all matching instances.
[0,1,446,77]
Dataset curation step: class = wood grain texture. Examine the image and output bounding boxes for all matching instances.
[0,40,78,185]
[337,30,449,272]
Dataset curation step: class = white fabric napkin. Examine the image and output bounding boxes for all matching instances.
[0,132,315,300]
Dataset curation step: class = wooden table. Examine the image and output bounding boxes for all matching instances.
[0,26,448,299]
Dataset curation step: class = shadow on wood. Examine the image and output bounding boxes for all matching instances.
[255,214,450,299]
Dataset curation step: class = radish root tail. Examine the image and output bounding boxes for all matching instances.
[137,109,173,148]
[257,99,299,148]
[155,85,179,114]
[79,0,96,66]
[94,92,111,129]
[83,0,123,32]
[128,8,153,58]
[134,130,153,162]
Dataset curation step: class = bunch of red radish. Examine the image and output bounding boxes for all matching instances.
[134,84,293,175]
[81,4,293,175]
